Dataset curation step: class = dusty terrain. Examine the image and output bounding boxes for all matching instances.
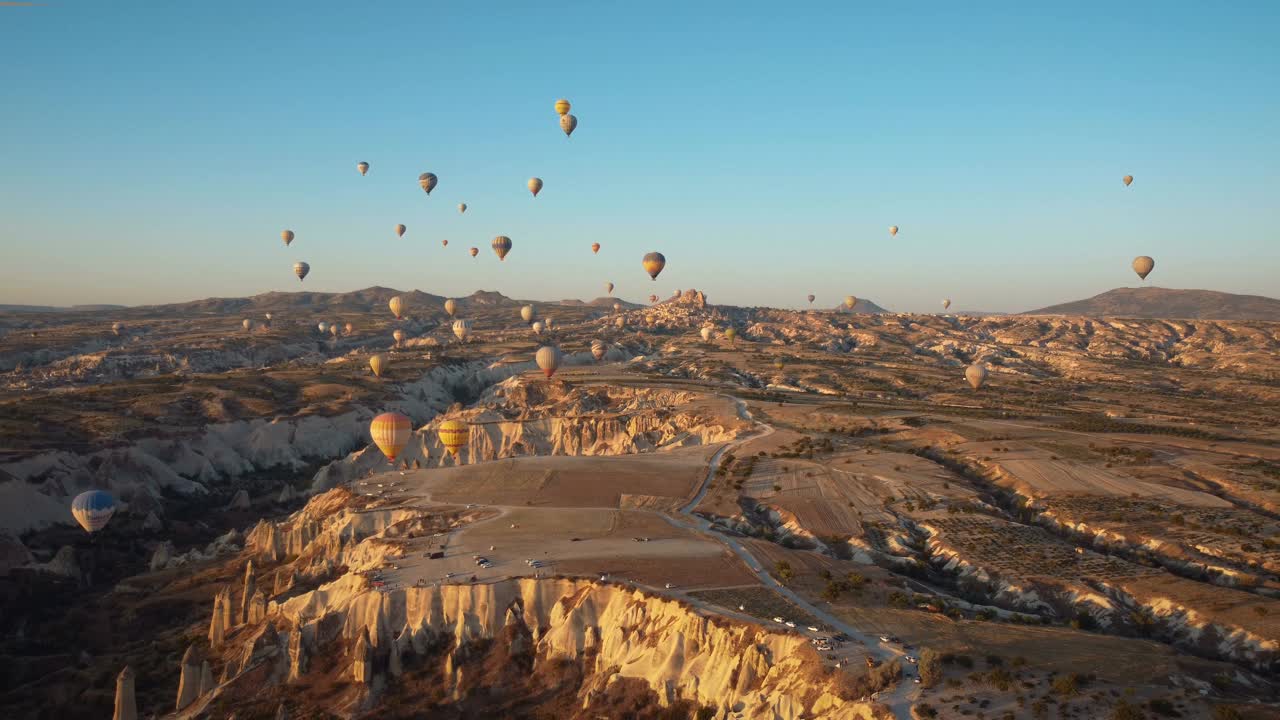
[2,286,1279,719]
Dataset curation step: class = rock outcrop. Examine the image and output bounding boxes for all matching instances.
[112,665,136,720]
[175,645,202,711]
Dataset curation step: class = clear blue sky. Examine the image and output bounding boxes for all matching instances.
[2,1,1277,312]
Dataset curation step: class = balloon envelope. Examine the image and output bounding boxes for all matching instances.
[395,224,406,238]
[528,177,543,197]
[469,247,479,257]
[591,339,607,361]
[437,419,469,457]
[492,236,512,261]
[605,282,614,295]
[966,364,988,390]
[389,296,405,319]
[560,114,577,137]
[71,490,116,533]
[243,318,253,331]
[535,345,563,377]
[357,162,369,176]
[555,99,571,116]
[1123,175,1134,186]
[1133,256,1155,280]
[888,226,899,237]
[369,354,388,377]
[294,262,310,281]
[111,322,123,336]
[444,299,457,317]
[418,172,438,194]
[844,296,856,309]
[531,321,544,335]
[458,203,467,213]
[700,327,713,342]
[452,319,471,341]
[642,252,666,280]
[807,294,815,304]
[942,299,951,310]
[521,305,535,323]
[282,230,294,246]
[393,329,405,345]
[591,242,601,254]
[370,412,412,462]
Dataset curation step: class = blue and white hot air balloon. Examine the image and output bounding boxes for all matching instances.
[71,490,116,533]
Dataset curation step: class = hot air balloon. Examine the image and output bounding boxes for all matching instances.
[357,161,369,176]
[528,177,543,197]
[265,312,273,321]
[965,363,988,390]
[774,360,784,370]
[844,296,857,310]
[942,299,951,310]
[605,282,614,295]
[344,322,354,335]
[649,294,658,304]
[520,305,535,323]
[700,327,713,342]
[560,114,577,137]
[419,172,438,195]
[544,318,554,330]
[389,296,405,319]
[282,230,295,246]
[393,328,405,347]
[369,354,388,377]
[458,203,467,214]
[612,302,622,313]
[318,321,329,334]
[1133,256,1155,280]
[469,247,479,258]
[111,322,123,336]
[395,224,406,238]
[441,239,449,248]
[71,490,116,533]
[492,235,512,261]
[643,252,666,280]
[725,328,737,345]
[243,318,254,332]
[294,262,310,282]
[614,316,625,329]
[807,294,815,305]
[444,299,457,317]
[531,320,545,335]
[888,226,899,237]
[591,339,607,361]
[535,345,562,378]
[452,319,471,342]
[370,412,411,463]
[555,99,571,116]
[591,243,601,254]
[437,419,469,457]
[329,324,339,338]
[1123,175,1134,187]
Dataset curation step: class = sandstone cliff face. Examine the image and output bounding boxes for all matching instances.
[243,575,886,720]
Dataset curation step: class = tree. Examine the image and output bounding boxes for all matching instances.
[775,561,794,584]
[918,648,942,688]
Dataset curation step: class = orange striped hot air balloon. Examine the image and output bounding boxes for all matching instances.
[437,419,469,457]
[370,412,412,463]
[492,235,512,261]
[560,114,577,137]
[282,230,294,246]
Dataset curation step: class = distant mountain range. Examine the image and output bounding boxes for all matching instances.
[0,304,126,313]
[830,299,889,314]
[1023,287,1280,321]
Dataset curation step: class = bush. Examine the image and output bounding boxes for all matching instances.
[1052,673,1080,696]
[775,561,794,584]
[918,649,943,688]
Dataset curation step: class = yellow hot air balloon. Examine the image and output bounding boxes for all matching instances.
[458,203,467,214]
[725,328,737,345]
[1123,175,1134,187]
[369,354,388,377]
[614,316,625,329]
[282,229,295,246]
[965,364,988,390]
[419,172,438,194]
[441,239,449,248]
[888,226,899,237]
[560,114,577,138]
[444,299,457,317]
[591,242,601,254]
[111,321,123,336]
[843,296,856,309]
[520,305,535,323]
[700,326,713,342]
[1132,256,1155,280]
[395,224,406,238]
[605,282,614,295]
[389,296,405,319]
[555,98,571,116]
[531,320,544,335]
[774,360,784,370]
[535,345,563,377]
[357,161,369,176]
[642,252,666,281]
[294,262,310,281]
[469,247,479,258]
[942,299,951,310]
[370,412,412,463]
[344,322,354,335]
[437,419,469,457]
[393,328,405,347]
[243,318,253,332]
[492,235,512,261]
[452,318,471,342]
[528,177,543,197]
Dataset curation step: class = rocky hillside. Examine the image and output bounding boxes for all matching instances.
[1024,287,1280,321]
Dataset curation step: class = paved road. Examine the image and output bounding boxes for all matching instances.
[665,396,922,719]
